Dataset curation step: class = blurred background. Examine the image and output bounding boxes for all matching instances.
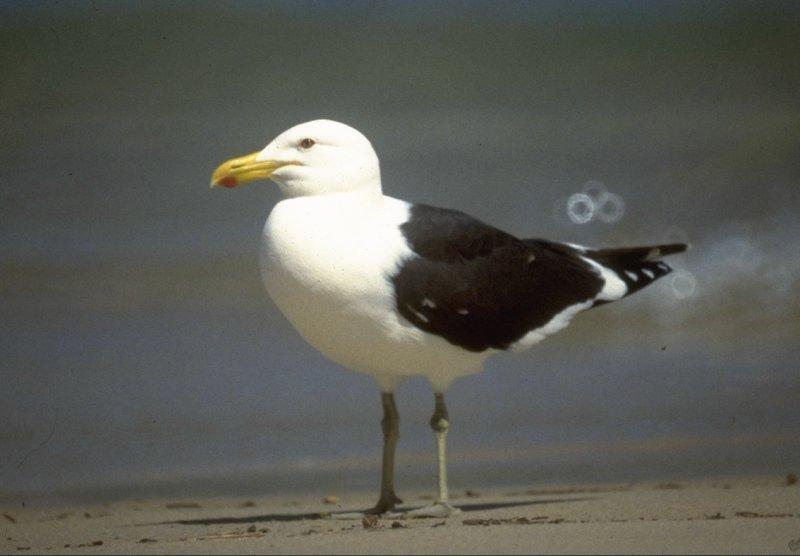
[1,0,799,505]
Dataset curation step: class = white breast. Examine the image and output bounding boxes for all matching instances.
[260,193,488,391]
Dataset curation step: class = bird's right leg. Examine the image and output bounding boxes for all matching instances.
[330,391,402,519]
[366,392,402,514]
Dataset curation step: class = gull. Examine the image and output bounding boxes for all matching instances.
[210,120,687,517]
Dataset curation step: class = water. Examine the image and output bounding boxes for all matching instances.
[1,1,799,503]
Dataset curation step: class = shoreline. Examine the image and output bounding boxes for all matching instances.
[7,430,799,509]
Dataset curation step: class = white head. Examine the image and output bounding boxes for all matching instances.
[211,120,381,198]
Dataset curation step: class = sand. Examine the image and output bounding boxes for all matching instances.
[2,476,799,554]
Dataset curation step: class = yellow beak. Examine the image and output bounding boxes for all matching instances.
[210,151,292,188]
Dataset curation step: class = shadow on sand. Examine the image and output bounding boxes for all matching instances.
[160,497,595,526]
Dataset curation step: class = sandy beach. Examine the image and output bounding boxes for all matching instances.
[2,475,798,554]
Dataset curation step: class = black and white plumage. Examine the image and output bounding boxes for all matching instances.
[394,203,684,353]
[211,119,688,516]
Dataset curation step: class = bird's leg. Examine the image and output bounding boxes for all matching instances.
[329,392,402,519]
[431,392,451,505]
[366,392,402,514]
[406,392,461,518]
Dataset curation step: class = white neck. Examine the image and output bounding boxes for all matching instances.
[280,184,384,205]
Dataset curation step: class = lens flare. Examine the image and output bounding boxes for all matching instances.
[567,193,595,224]
[597,192,626,224]
[582,180,608,202]
[671,270,697,299]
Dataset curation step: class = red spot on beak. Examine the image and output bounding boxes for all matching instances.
[217,176,237,188]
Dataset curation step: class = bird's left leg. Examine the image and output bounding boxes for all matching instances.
[406,392,461,518]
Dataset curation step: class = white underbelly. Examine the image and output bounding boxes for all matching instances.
[259,196,488,390]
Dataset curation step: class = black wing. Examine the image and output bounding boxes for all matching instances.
[390,204,604,352]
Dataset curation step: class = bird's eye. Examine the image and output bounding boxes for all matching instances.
[299,138,315,149]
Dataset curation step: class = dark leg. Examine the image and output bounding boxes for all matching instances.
[367,392,402,514]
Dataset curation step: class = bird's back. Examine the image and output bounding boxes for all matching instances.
[391,204,686,352]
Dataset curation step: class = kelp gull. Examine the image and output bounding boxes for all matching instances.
[210,119,687,517]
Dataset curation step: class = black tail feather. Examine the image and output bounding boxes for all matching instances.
[590,243,688,265]
[588,242,688,298]
[526,239,688,302]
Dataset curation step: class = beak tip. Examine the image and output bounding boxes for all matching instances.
[209,176,237,189]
